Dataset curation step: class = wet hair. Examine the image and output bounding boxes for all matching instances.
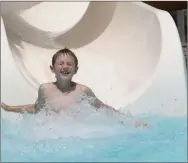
[52,48,78,67]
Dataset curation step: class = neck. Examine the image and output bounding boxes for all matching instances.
[56,79,73,93]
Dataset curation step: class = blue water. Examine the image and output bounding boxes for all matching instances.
[1,106,187,162]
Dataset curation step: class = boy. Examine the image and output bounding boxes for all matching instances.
[1,48,147,127]
[1,48,115,113]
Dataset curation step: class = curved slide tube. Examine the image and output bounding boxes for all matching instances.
[1,2,187,121]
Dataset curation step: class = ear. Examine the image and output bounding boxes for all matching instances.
[50,65,55,73]
[74,66,79,74]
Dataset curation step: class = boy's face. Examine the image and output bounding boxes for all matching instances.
[50,53,78,81]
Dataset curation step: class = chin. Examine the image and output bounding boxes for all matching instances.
[60,76,72,81]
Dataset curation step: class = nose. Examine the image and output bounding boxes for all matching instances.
[62,64,69,69]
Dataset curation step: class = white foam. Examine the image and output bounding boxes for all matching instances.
[7,98,135,141]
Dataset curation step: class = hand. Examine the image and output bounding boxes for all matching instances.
[1,102,11,111]
[135,120,148,127]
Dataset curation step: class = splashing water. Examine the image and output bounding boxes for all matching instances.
[1,97,187,162]
[7,100,135,140]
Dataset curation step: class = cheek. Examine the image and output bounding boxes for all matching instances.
[54,66,62,72]
[71,67,77,73]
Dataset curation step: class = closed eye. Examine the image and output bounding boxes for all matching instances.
[67,62,72,66]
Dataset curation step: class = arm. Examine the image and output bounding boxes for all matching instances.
[83,86,148,127]
[35,84,46,112]
[1,102,36,113]
[83,86,116,111]
[1,84,46,114]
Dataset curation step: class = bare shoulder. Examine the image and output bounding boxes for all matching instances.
[76,83,90,92]
[40,82,55,88]
[38,82,55,92]
[77,83,95,97]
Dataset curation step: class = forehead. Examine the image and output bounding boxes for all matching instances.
[56,53,75,62]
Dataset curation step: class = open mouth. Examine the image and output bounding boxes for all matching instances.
[61,71,70,75]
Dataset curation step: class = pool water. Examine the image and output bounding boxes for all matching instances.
[1,105,187,162]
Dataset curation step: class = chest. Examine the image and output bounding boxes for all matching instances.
[43,87,83,111]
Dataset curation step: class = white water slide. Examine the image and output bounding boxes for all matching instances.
[1,2,187,120]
